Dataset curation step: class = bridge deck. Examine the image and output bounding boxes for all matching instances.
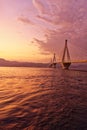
[58,60,87,63]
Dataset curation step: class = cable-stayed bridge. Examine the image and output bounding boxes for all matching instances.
[70,60,87,63]
[49,40,87,69]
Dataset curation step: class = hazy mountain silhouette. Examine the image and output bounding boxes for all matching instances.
[0,58,87,69]
[0,58,48,67]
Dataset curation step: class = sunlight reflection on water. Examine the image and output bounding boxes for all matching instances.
[0,67,87,130]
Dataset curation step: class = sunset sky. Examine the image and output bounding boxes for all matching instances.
[0,0,87,62]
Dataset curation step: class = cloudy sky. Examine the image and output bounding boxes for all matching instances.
[0,0,87,62]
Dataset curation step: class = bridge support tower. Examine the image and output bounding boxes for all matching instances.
[49,53,57,68]
[62,40,71,69]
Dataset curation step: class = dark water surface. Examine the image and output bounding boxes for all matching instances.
[0,67,87,130]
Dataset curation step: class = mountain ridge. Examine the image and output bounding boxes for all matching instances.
[0,58,48,67]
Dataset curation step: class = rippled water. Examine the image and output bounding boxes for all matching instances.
[0,67,87,130]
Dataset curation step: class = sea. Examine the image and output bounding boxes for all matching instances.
[0,65,87,130]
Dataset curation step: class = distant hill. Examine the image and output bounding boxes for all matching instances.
[0,58,48,67]
[70,63,87,70]
[0,58,87,69]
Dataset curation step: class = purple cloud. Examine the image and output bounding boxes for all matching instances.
[32,0,87,60]
[33,0,49,14]
[18,16,34,25]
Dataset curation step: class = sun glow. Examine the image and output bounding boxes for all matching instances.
[0,0,87,63]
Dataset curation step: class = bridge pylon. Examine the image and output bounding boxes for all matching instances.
[62,40,71,69]
[49,53,57,68]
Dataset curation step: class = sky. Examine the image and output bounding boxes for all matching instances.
[0,0,87,62]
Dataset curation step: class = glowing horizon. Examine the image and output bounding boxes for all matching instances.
[0,0,87,62]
